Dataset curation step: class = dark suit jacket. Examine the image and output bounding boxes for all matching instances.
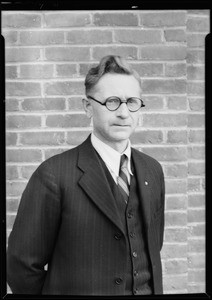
[7,135,165,295]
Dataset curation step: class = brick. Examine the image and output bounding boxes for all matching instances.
[20,31,64,46]
[141,96,164,110]
[92,46,137,61]
[44,12,91,27]
[20,165,38,179]
[188,114,205,127]
[163,275,187,291]
[22,97,66,111]
[7,198,20,213]
[93,13,138,26]
[56,64,78,78]
[2,30,18,45]
[167,96,187,110]
[143,113,187,127]
[187,65,204,80]
[188,98,205,111]
[165,195,187,210]
[6,115,41,129]
[6,48,41,62]
[188,224,205,237]
[131,63,163,77]
[187,10,209,15]
[6,99,19,111]
[187,284,205,294]
[7,214,17,230]
[165,211,187,226]
[44,148,68,160]
[164,164,188,178]
[142,79,186,94]
[46,114,90,128]
[164,228,187,243]
[67,97,84,111]
[6,66,18,79]
[167,130,187,144]
[188,178,201,193]
[187,17,210,32]
[188,162,205,176]
[187,49,205,64]
[165,63,186,77]
[161,244,187,259]
[79,63,98,77]
[6,165,19,180]
[141,12,186,27]
[140,46,187,60]
[6,149,42,162]
[188,270,205,283]
[20,64,54,79]
[6,132,18,146]
[2,13,41,28]
[130,130,163,144]
[114,29,162,44]
[19,132,65,146]
[142,146,187,161]
[164,259,187,275]
[188,208,205,223]
[67,30,112,44]
[67,131,91,145]
[188,194,205,208]
[188,253,205,269]
[166,179,187,194]
[6,181,27,197]
[6,82,41,97]
[45,81,84,96]
[164,29,186,42]
[45,47,90,61]
[187,33,207,48]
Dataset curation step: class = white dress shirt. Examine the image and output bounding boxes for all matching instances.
[91,133,133,184]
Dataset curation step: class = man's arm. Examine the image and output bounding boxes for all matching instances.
[7,161,61,294]
[159,167,165,251]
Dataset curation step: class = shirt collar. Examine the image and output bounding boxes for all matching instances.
[91,133,133,179]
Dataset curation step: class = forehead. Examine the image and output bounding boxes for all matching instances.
[94,73,141,98]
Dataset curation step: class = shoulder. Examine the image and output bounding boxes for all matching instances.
[132,147,162,169]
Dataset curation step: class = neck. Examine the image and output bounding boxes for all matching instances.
[93,132,129,154]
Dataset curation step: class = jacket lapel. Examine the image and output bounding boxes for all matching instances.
[77,136,125,235]
[131,149,152,230]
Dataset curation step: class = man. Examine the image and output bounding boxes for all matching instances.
[7,55,165,295]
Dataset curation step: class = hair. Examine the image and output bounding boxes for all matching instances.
[84,55,142,96]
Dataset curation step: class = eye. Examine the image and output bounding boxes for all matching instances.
[106,97,120,104]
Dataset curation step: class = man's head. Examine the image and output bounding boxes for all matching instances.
[83,55,144,153]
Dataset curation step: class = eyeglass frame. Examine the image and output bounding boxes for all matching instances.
[86,95,145,112]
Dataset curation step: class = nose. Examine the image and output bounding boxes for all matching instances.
[116,102,129,118]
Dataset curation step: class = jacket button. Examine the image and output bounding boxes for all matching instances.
[132,251,137,258]
[115,278,123,285]
[114,233,122,240]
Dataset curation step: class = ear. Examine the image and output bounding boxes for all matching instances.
[82,98,93,119]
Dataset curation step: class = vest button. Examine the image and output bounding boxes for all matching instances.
[134,271,139,277]
[114,233,122,240]
[127,211,133,218]
[115,278,123,285]
[130,232,135,238]
[134,288,138,294]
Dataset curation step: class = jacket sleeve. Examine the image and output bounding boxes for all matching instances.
[7,161,61,294]
[159,166,165,251]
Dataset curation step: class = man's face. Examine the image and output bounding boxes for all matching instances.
[84,73,142,151]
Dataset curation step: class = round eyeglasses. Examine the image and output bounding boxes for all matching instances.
[87,96,145,112]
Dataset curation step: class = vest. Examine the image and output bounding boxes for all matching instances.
[97,152,153,295]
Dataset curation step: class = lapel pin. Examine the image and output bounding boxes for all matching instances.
[145,181,148,185]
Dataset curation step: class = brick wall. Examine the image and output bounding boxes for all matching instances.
[2,9,209,294]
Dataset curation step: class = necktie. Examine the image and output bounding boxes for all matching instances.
[117,154,130,204]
